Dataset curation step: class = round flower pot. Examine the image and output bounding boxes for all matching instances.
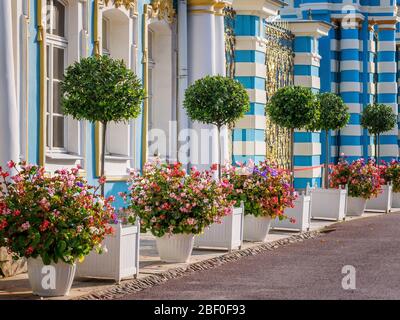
[243,215,272,242]
[347,197,367,216]
[27,257,76,297]
[155,234,195,263]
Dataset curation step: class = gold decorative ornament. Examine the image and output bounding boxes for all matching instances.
[149,0,176,24]
[103,0,138,10]
[265,20,295,170]
[224,6,236,79]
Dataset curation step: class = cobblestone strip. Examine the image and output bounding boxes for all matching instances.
[76,230,322,300]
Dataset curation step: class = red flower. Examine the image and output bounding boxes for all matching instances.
[7,160,16,169]
[0,220,8,230]
[98,176,107,185]
[39,220,50,232]
[13,210,21,217]
[210,163,218,171]
[25,246,34,255]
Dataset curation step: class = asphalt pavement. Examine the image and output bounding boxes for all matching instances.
[117,213,400,300]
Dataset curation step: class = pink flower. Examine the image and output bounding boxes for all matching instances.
[20,221,30,231]
[38,197,51,211]
[98,176,107,185]
[7,160,16,169]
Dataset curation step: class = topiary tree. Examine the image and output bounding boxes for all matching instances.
[183,75,250,178]
[315,93,350,188]
[61,55,145,195]
[361,103,397,166]
[266,86,319,180]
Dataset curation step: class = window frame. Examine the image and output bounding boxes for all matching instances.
[45,0,68,154]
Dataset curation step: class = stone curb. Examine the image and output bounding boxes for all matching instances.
[76,230,322,300]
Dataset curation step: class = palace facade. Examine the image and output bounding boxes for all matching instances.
[0,0,399,201]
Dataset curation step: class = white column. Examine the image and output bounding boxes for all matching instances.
[214,2,230,165]
[177,0,190,166]
[188,1,218,169]
[0,0,20,166]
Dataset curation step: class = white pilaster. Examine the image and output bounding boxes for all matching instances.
[0,0,20,166]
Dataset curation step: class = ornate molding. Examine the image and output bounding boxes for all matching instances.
[103,0,138,10]
[149,0,176,24]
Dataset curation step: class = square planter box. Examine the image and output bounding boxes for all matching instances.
[76,221,140,283]
[194,203,244,251]
[270,194,311,232]
[309,188,347,221]
[366,184,392,213]
[392,192,400,208]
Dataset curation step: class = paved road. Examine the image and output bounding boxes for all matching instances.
[119,214,400,300]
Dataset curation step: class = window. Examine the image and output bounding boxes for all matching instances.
[102,17,110,56]
[148,29,155,134]
[46,0,67,152]
[99,8,138,176]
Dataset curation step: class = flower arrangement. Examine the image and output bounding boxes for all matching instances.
[329,158,381,199]
[123,160,235,237]
[0,161,115,265]
[223,160,297,220]
[384,160,400,192]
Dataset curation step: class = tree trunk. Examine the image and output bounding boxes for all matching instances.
[217,125,221,180]
[374,134,378,166]
[101,121,107,197]
[377,133,380,167]
[325,130,329,189]
[290,128,295,187]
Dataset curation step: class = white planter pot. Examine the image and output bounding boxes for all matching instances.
[243,215,272,242]
[27,257,76,297]
[392,192,400,208]
[156,234,195,263]
[309,188,347,221]
[271,195,311,232]
[76,222,140,283]
[366,184,392,213]
[195,204,244,251]
[347,197,367,216]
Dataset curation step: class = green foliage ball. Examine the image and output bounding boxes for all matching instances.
[183,75,250,128]
[61,55,145,124]
[361,103,397,135]
[266,86,319,130]
[316,92,350,131]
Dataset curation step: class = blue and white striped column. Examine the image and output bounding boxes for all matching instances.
[376,23,399,162]
[397,22,400,150]
[289,21,331,189]
[232,14,267,165]
[330,24,341,163]
[338,21,363,163]
[365,23,375,159]
[292,35,322,188]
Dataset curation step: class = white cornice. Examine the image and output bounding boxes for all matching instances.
[287,20,332,38]
[232,0,285,18]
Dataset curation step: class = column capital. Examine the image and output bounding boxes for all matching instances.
[232,0,285,18]
[288,20,331,39]
[188,0,230,15]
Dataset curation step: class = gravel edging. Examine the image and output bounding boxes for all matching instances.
[76,230,322,300]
